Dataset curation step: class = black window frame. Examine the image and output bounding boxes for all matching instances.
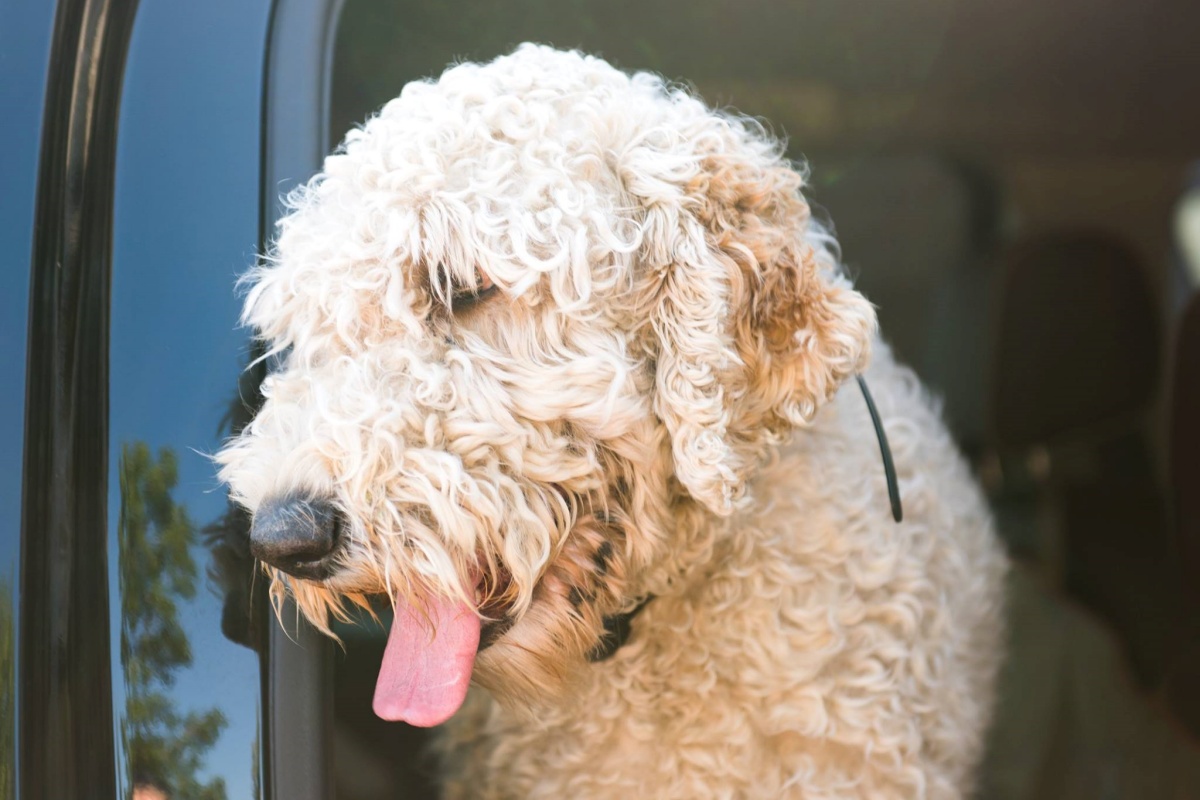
[257,1,346,798]
[20,0,139,795]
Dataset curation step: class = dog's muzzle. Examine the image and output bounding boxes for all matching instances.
[249,494,344,580]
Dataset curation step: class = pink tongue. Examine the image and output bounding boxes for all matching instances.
[372,594,481,727]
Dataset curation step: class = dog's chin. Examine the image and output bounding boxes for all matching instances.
[278,564,512,726]
[276,567,375,604]
[470,599,604,715]
[276,561,598,723]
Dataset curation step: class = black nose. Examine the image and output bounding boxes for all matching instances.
[250,494,344,580]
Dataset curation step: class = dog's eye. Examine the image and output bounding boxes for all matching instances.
[439,266,497,312]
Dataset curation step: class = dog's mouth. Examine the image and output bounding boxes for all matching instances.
[372,591,481,727]
[250,494,512,726]
[249,507,487,725]
[371,567,513,727]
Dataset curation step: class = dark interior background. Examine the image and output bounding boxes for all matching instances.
[327,1,1200,797]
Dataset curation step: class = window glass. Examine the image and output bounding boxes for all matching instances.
[110,1,272,797]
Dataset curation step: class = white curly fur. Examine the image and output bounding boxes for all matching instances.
[217,44,1006,798]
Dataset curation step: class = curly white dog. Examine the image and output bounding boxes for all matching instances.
[218,44,1006,798]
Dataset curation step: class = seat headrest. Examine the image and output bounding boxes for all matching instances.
[991,232,1159,449]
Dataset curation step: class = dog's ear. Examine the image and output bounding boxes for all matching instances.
[632,139,876,516]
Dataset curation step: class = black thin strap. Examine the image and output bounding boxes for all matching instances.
[588,595,654,662]
[855,375,903,523]
[589,376,901,665]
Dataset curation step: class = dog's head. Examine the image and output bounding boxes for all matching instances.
[216,44,874,725]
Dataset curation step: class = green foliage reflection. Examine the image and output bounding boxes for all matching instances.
[119,442,227,800]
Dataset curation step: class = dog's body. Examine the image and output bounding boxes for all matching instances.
[218,45,1005,798]
[439,348,1004,799]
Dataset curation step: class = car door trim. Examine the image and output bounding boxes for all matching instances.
[259,1,346,798]
[19,0,141,797]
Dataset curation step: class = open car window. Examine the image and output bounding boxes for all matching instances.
[319,2,1200,797]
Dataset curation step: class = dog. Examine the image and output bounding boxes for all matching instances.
[217,44,1006,798]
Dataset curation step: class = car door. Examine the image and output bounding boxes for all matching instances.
[9,0,340,797]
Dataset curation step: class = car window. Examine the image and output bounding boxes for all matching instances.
[323,1,1200,797]
[109,1,272,797]
[325,4,985,796]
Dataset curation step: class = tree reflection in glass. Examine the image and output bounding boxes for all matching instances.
[118,442,228,800]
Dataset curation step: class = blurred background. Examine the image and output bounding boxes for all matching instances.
[322,0,1200,797]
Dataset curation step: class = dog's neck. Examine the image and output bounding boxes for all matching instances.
[588,595,655,661]
[590,375,900,662]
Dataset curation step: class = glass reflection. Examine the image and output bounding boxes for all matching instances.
[111,353,267,800]
[118,443,229,800]
[112,382,266,800]
[203,356,268,656]
[109,0,271,796]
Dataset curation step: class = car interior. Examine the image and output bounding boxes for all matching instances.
[135,0,1200,797]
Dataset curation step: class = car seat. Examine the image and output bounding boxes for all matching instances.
[988,230,1173,685]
